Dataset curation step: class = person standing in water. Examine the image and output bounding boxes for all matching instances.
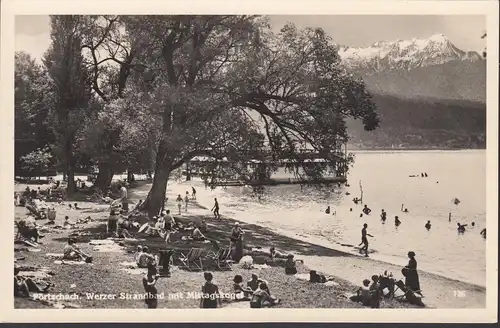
[362,205,371,215]
[325,206,331,214]
[457,223,467,233]
[359,223,374,257]
[380,210,387,223]
[212,198,220,219]
[425,220,431,230]
[192,187,197,200]
[395,216,401,227]
[448,213,452,222]
[480,228,486,238]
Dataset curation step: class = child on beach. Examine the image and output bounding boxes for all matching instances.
[349,279,371,306]
[284,254,298,275]
[200,272,222,308]
[249,282,280,308]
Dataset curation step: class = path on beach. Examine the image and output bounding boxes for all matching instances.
[130,180,486,309]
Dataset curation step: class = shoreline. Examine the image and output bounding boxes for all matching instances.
[161,180,486,308]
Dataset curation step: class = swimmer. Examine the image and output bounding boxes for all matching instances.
[346,192,351,196]
[353,198,360,205]
[362,205,371,215]
[403,208,409,213]
[471,222,475,227]
[448,213,451,222]
[380,210,387,223]
[424,173,428,177]
[425,220,431,230]
[457,222,467,233]
[350,208,353,212]
[360,213,363,218]
[325,206,330,214]
[395,216,401,227]
[453,198,461,205]
[480,228,486,238]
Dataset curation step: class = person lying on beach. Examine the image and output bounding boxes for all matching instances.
[250,282,280,308]
[425,221,431,230]
[233,275,253,300]
[349,279,371,306]
[14,266,52,297]
[362,205,371,215]
[137,246,156,268]
[309,270,335,283]
[269,247,288,259]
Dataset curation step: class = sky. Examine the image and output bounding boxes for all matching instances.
[15,15,486,62]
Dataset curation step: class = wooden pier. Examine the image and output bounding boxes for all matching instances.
[214,176,347,187]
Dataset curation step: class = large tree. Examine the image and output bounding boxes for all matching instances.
[113,15,379,217]
[15,52,54,176]
[43,15,93,193]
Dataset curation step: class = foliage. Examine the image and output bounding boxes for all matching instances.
[20,147,53,175]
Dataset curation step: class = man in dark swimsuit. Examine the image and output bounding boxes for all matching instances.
[359,223,373,257]
[212,198,220,219]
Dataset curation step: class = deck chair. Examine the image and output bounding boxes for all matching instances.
[394,280,425,306]
[211,247,234,271]
[178,248,207,271]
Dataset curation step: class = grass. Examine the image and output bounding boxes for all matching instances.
[14,182,418,309]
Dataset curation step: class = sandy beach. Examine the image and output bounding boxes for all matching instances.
[161,179,486,309]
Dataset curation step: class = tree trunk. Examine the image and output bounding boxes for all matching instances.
[141,164,171,218]
[127,169,135,183]
[186,162,191,181]
[94,162,114,191]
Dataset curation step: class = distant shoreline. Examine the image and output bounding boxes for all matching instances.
[347,147,486,151]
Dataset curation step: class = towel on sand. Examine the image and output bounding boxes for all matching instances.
[53,260,88,265]
[294,273,339,286]
[46,253,64,258]
[120,267,148,275]
[89,239,115,246]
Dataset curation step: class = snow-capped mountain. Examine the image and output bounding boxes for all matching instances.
[338,33,482,73]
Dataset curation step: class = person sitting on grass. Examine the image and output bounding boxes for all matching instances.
[249,282,280,308]
[137,246,156,268]
[349,279,371,306]
[192,225,206,241]
[233,275,253,300]
[200,219,208,233]
[14,266,52,297]
[200,272,222,308]
[247,273,261,292]
[369,275,382,308]
[284,254,298,275]
[63,238,85,261]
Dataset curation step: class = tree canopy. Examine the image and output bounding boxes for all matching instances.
[15,15,379,215]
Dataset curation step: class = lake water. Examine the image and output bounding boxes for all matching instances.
[196,150,487,286]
